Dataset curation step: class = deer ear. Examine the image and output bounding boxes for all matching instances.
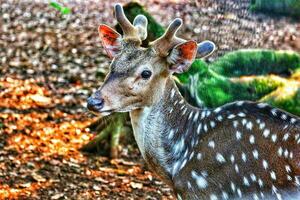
[98,24,122,58]
[167,41,197,73]
[197,40,216,58]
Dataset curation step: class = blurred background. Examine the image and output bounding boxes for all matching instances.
[0,0,300,199]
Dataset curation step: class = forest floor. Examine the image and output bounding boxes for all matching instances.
[0,0,299,199]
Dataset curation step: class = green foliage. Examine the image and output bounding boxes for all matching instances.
[250,0,300,17]
[210,50,300,77]
[50,2,71,15]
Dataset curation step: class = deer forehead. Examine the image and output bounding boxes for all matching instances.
[110,45,159,72]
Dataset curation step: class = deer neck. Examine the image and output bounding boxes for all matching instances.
[130,77,207,184]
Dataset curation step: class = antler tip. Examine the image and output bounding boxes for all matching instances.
[173,18,183,27]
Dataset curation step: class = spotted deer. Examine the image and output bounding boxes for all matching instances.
[87,4,300,200]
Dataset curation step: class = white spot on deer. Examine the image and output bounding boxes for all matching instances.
[197,123,202,135]
[257,103,268,108]
[177,194,183,200]
[235,164,239,173]
[291,118,296,124]
[236,131,242,140]
[246,121,253,130]
[217,115,223,121]
[216,153,226,163]
[168,129,174,140]
[210,194,218,200]
[249,135,255,144]
[174,138,184,153]
[284,149,289,158]
[253,193,259,200]
[193,112,199,122]
[200,111,206,119]
[271,134,277,142]
[228,114,235,119]
[230,182,236,192]
[263,129,270,138]
[233,120,238,128]
[183,148,188,158]
[206,110,211,117]
[271,109,277,116]
[182,107,187,115]
[237,188,242,197]
[174,100,178,106]
[208,141,215,149]
[222,191,229,200]
[197,153,202,160]
[283,133,289,141]
[281,114,287,120]
[203,124,208,132]
[277,147,283,157]
[270,171,276,180]
[258,178,264,188]
[214,107,222,113]
[179,99,184,104]
[189,151,194,160]
[169,108,173,114]
[242,119,247,126]
[259,122,266,130]
[210,121,216,128]
[180,105,185,110]
[262,160,268,169]
[188,111,193,120]
[252,149,259,159]
[172,161,180,176]
[272,185,282,200]
[191,170,208,189]
[295,134,300,141]
[295,176,300,186]
[289,151,293,159]
[241,152,247,162]
[287,175,292,181]
[230,154,235,163]
[250,173,257,182]
[285,165,291,173]
[243,176,250,186]
[187,181,192,189]
[170,89,175,98]
[236,101,244,106]
[237,112,246,117]
[179,159,187,171]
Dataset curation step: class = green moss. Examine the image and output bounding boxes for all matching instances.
[210,50,300,77]
[261,83,300,115]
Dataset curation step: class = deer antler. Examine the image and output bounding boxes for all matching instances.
[114,4,148,43]
[151,18,215,58]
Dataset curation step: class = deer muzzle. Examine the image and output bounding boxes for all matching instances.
[87,95,105,113]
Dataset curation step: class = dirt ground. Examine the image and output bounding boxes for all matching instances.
[0,0,299,199]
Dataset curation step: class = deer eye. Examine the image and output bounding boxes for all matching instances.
[141,70,152,79]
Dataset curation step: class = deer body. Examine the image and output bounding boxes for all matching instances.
[130,77,300,199]
[87,4,300,199]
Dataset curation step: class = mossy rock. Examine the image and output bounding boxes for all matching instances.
[178,50,300,116]
[250,0,300,17]
[210,49,300,77]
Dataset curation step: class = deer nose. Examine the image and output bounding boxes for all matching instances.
[87,96,104,112]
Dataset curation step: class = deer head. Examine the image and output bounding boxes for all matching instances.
[87,4,215,116]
